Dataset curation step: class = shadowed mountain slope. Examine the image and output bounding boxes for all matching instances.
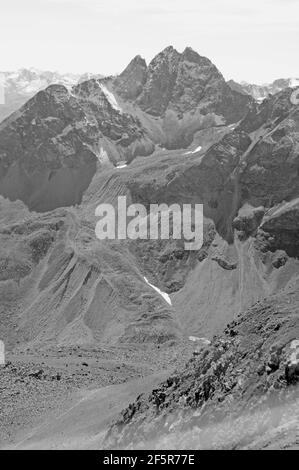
[1,87,299,350]
[0,46,251,212]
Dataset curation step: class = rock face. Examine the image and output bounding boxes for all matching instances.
[136,46,181,116]
[237,92,299,213]
[132,46,250,120]
[118,46,251,149]
[0,87,98,212]
[257,198,299,258]
[114,56,147,100]
[0,82,153,211]
[0,46,252,211]
[232,205,265,238]
[105,288,299,449]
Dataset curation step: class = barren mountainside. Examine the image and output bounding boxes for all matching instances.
[0,46,298,450]
[0,46,250,211]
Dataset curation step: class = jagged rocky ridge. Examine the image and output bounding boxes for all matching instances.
[0,46,250,212]
[105,286,299,449]
[0,68,100,123]
[105,285,299,449]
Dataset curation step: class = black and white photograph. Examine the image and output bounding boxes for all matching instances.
[0,0,298,455]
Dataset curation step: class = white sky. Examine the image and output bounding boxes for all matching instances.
[0,0,298,83]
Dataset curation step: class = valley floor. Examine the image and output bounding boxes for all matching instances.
[3,353,298,450]
[4,372,171,450]
[0,342,193,449]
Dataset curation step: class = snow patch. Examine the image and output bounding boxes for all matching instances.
[99,84,122,113]
[189,336,211,345]
[184,145,202,155]
[42,116,59,123]
[115,161,127,169]
[144,277,172,305]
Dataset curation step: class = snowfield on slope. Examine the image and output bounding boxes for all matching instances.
[144,277,172,305]
[115,161,127,169]
[99,84,122,113]
[184,145,202,155]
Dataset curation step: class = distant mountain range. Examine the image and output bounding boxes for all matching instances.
[227,77,299,102]
[0,68,102,122]
[1,66,297,125]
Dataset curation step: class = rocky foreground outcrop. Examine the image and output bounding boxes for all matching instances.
[105,287,299,449]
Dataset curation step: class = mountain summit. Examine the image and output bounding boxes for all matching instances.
[0,46,251,211]
[119,46,250,120]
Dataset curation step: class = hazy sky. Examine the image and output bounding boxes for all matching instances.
[1,0,298,83]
